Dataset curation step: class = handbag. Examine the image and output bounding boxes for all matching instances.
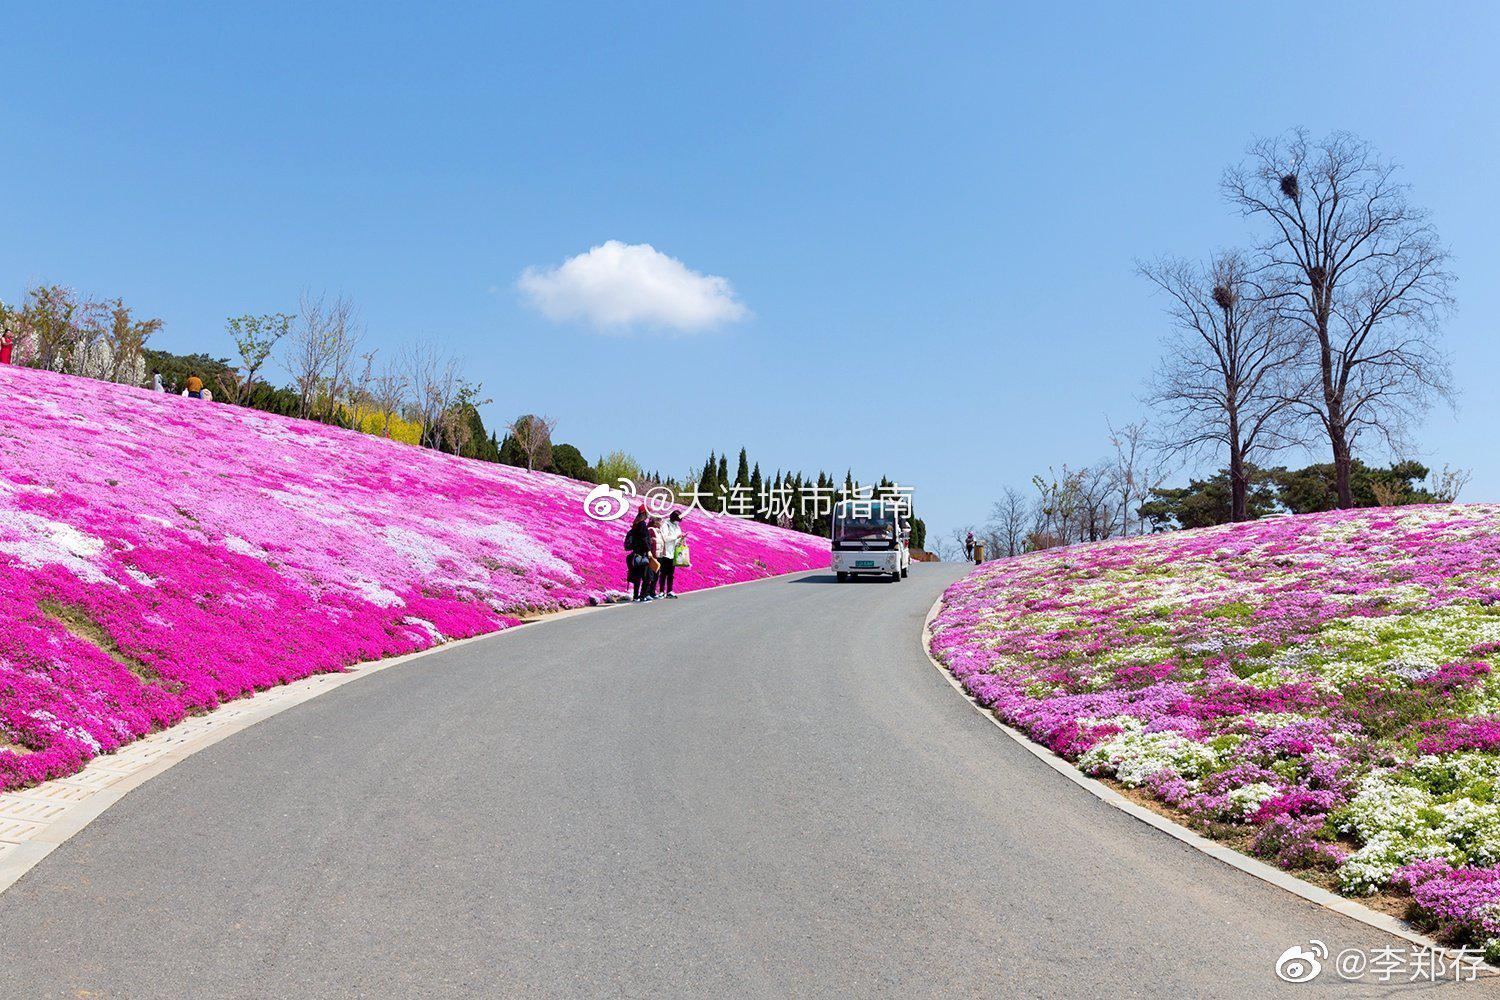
[648,554,660,573]
[673,540,691,567]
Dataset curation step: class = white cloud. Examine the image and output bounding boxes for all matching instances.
[518,240,749,333]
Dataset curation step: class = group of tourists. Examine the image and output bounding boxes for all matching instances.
[623,507,690,603]
[148,372,214,400]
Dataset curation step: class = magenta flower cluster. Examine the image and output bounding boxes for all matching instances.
[929,504,1500,948]
[1393,860,1500,941]
[0,367,828,790]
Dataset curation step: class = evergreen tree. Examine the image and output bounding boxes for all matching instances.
[549,443,593,482]
[498,433,527,467]
[696,452,717,508]
[749,463,764,521]
[735,448,750,487]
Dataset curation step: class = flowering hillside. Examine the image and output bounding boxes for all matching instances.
[929,506,1500,954]
[0,367,827,791]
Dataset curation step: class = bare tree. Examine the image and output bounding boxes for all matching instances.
[404,340,461,449]
[1105,418,1167,536]
[20,284,86,371]
[347,349,378,428]
[1140,252,1305,521]
[988,486,1034,558]
[286,291,357,420]
[1028,463,1122,546]
[222,312,292,405]
[1428,465,1472,504]
[99,300,160,385]
[322,301,362,423]
[370,349,411,438]
[1224,130,1455,507]
[508,413,558,471]
[1075,463,1117,542]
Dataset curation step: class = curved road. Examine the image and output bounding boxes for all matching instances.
[0,566,1458,997]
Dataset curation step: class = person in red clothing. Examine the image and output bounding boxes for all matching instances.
[0,330,13,365]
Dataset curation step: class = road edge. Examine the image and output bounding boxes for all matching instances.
[918,589,1473,962]
[0,566,817,896]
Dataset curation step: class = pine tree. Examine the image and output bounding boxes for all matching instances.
[499,434,527,467]
[790,473,807,533]
[735,448,750,487]
[749,463,764,521]
[699,451,719,509]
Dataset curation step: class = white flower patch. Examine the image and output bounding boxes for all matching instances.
[1316,606,1500,686]
[381,524,448,577]
[1226,782,1280,819]
[401,616,444,643]
[0,481,57,500]
[0,509,112,584]
[1335,759,1500,892]
[442,517,580,582]
[224,535,269,560]
[350,577,405,608]
[259,485,364,531]
[1079,730,1220,786]
[1245,711,1314,731]
[26,710,102,754]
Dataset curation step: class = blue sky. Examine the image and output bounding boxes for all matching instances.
[4,2,1497,543]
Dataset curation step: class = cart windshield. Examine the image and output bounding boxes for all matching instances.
[833,503,898,541]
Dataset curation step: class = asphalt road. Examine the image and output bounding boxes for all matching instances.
[0,565,1473,998]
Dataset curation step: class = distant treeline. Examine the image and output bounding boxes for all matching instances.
[624,447,927,549]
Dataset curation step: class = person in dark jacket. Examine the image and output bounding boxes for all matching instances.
[624,508,654,602]
[642,516,664,598]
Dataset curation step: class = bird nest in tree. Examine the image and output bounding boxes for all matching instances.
[1212,284,1237,311]
[1279,173,1300,200]
[1308,265,1327,290]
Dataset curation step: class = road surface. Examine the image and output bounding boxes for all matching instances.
[0,566,1464,997]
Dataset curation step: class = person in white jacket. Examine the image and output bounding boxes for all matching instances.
[655,511,684,598]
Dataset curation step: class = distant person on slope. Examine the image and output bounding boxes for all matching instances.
[182,376,209,400]
[964,532,975,561]
[0,329,13,366]
[625,507,654,602]
[152,373,166,392]
[655,511,684,599]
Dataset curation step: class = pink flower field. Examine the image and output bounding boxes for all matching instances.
[929,506,1500,956]
[0,367,827,791]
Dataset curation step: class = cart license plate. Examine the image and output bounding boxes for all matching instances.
[855,560,875,568]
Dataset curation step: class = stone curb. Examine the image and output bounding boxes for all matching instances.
[919,592,1497,973]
